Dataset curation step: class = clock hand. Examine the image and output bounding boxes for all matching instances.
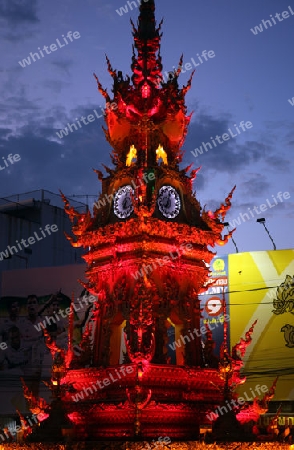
[164,195,171,209]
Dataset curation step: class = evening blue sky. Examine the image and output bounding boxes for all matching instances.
[0,0,293,255]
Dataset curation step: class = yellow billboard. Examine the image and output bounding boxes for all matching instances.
[228,249,294,401]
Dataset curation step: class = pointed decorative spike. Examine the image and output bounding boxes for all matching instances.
[184,163,193,173]
[64,231,78,246]
[59,189,66,203]
[177,54,184,72]
[43,326,60,358]
[182,70,196,95]
[102,163,115,176]
[215,228,235,246]
[59,190,81,221]
[189,166,201,181]
[93,73,110,101]
[232,320,258,359]
[110,152,120,167]
[157,18,164,33]
[105,54,116,78]
[93,168,104,180]
[78,279,90,292]
[130,18,137,34]
[187,111,194,122]
[210,185,236,220]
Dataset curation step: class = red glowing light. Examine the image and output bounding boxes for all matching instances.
[141,83,151,98]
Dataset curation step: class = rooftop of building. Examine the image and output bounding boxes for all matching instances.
[0,189,88,218]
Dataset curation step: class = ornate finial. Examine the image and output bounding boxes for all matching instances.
[131,0,162,86]
[137,0,157,41]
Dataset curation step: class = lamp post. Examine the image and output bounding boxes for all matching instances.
[223,222,238,253]
[256,218,276,250]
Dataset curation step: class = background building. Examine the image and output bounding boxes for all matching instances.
[0,189,87,295]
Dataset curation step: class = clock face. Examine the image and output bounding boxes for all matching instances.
[113,185,134,219]
[157,185,181,218]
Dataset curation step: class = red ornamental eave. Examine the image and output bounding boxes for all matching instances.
[62,364,225,439]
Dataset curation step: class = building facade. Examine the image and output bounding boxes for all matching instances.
[0,189,86,295]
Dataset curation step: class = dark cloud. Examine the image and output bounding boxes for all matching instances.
[184,113,273,174]
[2,29,36,42]
[0,0,39,41]
[265,155,291,172]
[0,105,111,198]
[227,197,294,221]
[0,94,40,114]
[285,130,294,147]
[50,60,74,76]
[0,0,39,24]
[43,79,71,94]
[0,128,13,139]
[240,174,271,198]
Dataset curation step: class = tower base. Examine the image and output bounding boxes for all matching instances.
[62,364,225,440]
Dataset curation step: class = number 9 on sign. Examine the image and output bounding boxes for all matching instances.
[205,297,223,316]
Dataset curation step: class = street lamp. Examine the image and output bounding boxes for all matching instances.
[223,222,238,253]
[256,218,276,250]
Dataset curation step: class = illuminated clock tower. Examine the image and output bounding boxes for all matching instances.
[62,0,234,440]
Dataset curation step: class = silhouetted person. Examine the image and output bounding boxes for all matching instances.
[0,299,22,343]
